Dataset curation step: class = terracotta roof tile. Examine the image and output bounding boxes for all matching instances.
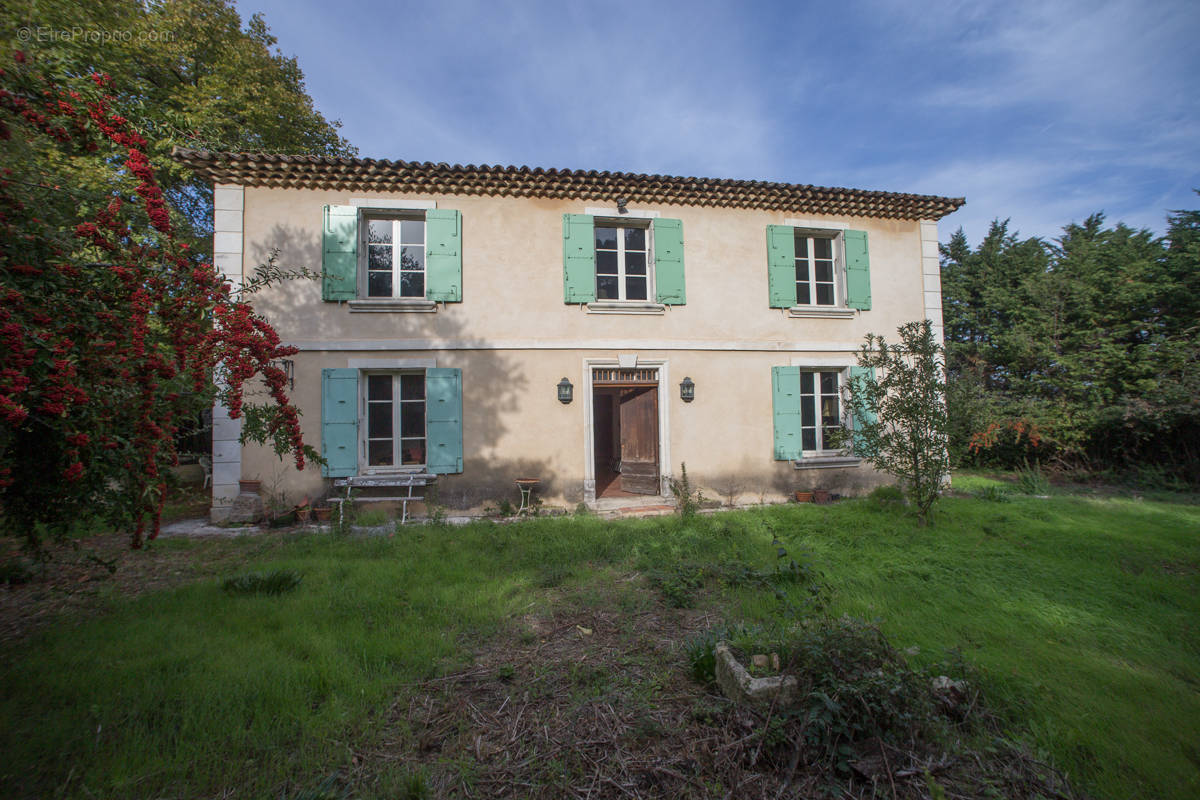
[171,147,965,220]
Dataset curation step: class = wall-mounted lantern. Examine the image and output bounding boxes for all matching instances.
[270,358,295,390]
[680,376,695,403]
[557,377,574,404]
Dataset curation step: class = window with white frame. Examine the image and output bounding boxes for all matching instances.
[800,370,842,452]
[595,223,651,301]
[795,232,838,306]
[364,215,426,299]
[364,372,426,468]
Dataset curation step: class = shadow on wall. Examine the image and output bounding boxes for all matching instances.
[242,224,559,510]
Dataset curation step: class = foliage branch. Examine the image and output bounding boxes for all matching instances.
[0,52,315,547]
[840,320,950,525]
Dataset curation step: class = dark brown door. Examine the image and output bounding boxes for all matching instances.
[618,386,658,494]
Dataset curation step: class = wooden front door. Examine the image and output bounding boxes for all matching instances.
[617,386,659,494]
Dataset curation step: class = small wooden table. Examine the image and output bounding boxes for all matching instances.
[515,478,540,515]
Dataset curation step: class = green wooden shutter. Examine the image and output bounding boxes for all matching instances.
[322,205,358,301]
[562,214,596,303]
[849,366,876,426]
[844,230,871,310]
[849,365,876,454]
[652,218,686,304]
[771,366,803,460]
[425,367,463,474]
[766,225,797,308]
[426,209,462,302]
[321,368,358,477]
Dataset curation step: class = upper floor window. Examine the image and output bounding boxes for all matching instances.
[365,215,425,299]
[322,205,462,307]
[767,225,871,313]
[595,224,650,301]
[795,233,837,306]
[562,213,686,308]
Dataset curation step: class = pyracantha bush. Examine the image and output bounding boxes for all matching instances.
[0,52,314,548]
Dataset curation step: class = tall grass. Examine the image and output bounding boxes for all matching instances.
[1,491,1197,799]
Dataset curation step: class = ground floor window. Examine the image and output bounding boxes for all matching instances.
[800,370,841,452]
[365,372,426,467]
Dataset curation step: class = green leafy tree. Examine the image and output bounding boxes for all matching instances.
[3,0,354,250]
[942,205,1200,482]
[842,320,950,526]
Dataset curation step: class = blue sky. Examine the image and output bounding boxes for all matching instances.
[239,0,1199,244]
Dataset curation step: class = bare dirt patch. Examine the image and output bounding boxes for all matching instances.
[351,584,1082,799]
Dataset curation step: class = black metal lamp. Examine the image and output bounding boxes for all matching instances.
[557,377,573,404]
[680,376,695,402]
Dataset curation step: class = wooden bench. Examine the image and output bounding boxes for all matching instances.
[331,473,435,525]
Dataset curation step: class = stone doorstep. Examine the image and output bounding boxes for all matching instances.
[714,641,798,708]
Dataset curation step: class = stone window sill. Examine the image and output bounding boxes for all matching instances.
[787,306,857,319]
[793,456,862,470]
[585,301,666,315]
[348,299,437,313]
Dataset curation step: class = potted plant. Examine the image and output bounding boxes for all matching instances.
[295,496,312,523]
[794,490,813,503]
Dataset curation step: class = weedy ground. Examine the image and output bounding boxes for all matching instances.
[0,473,1196,799]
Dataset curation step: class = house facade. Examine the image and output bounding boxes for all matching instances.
[174,149,963,519]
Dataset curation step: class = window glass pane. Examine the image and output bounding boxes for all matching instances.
[401,246,425,270]
[794,235,808,258]
[795,260,809,282]
[802,428,816,451]
[624,227,645,251]
[368,244,391,269]
[400,272,424,298]
[801,395,815,426]
[597,275,619,300]
[820,372,838,394]
[821,397,839,426]
[401,402,425,437]
[367,219,392,244]
[401,439,426,466]
[595,227,617,250]
[813,238,832,259]
[822,426,839,447]
[368,439,393,466]
[596,250,618,275]
[367,374,393,401]
[625,252,646,275]
[400,373,425,400]
[816,284,834,305]
[368,271,392,297]
[625,276,647,301]
[400,219,424,244]
[815,260,833,283]
[800,372,814,394]
[368,402,393,438]
[797,284,811,305]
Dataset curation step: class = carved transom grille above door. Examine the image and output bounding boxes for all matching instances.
[592,368,659,385]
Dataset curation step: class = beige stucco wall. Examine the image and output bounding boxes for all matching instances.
[225,186,930,514]
[239,347,886,512]
[240,187,927,349]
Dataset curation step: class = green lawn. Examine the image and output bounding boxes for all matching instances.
[1,484,1197,798]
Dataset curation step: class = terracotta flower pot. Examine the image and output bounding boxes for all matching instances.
[813,489,832,505]
[795,491,813,504]
[314,507,331,522]
[296,507,311,522]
